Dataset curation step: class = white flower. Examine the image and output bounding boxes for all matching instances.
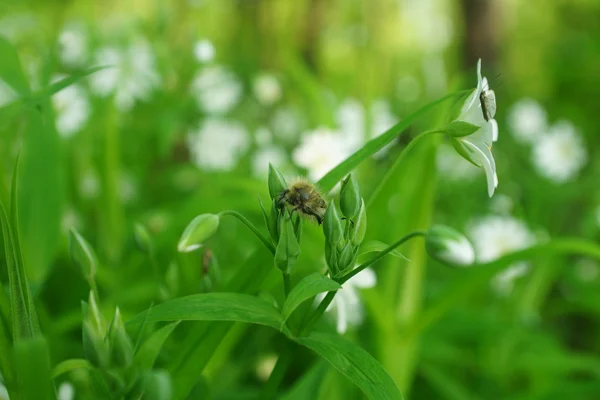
[337,98,365,152]
[0,378,8,400]
[426,225,475,267]
[468,216,535,295]
[453,59,499,197]
[292,128,349,181]
[507,98,547,144]
[187,119,249,171]
[255,354,277,382]
[252,146,287,177]
[52,79,91,138]
[253,74,282,106]
[436,143,478,182]
[89,38,161,110]
[270,107,303,142]
[254,126,272,146]
[531,120,587,183]
[0,78,17,107]
[489,193,513,215]
[57,382,75,400]
[191,65,242,114]
[318,268,376,334]
[79,169,101,200]
[58,22,88,67]
[193,39,215,63]
[61,208,82,234]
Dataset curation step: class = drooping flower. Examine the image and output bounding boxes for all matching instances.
[292,127,349,181]
[52,77,91,138]
[507,98,547,144]
[89,38,161,110]
[187,118,249,171]
[450,59,499,197]
[531,120,587,183]
[318,268,376,334]
[253,73,282,106]
[425,225,475,267]
[190,65,242,114]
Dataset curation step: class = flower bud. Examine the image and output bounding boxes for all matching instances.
[324,241,338,273]
[340,174,361,220]
[323,204,343,246]
[337,242,354,272]
[82,291,109,367]
[425,225,475,267]
[274,214,301,274]
[134,223,153,254]
[268,163,288,200]
[351,200,367,246]
[445,120,480,138]
[69,229,97,286]
[108,307,134,368]
[177,214,220,253]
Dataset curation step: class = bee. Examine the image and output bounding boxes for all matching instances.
[277,178,327,224]
[479,79,496,122]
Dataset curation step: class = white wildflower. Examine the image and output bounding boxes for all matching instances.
[52,79,91,138]
[187,119,249,171]
[531,120,587,183]
[254,126,272,146]
[270,107,303,142]
[89,38,161,111]
[489,193,514,215]
[318,268,376,334]
[79,169,101,200]
[507,98,547,144]
[292,128,349,181]
[337,98,365,152]
[436,143,479,182]
[255,354,277,382]
[191,65,242,114]
[58,22,88,67]
[193,39,215,63]
[252,146,287,177]
[253,74,282,106]
[57,382,75,400]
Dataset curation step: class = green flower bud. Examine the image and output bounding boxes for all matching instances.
[323,203,343,246]
[445,120,480,138]
[351,200,367,246]
[134,223,153,254]
[108,307,134,368]
[69,229,97,286]
[274,214,301,274]
[259,198,278,242]
[268,163,288,200]
[340,174,361,220]
[82,291,109,368]
[337,242,354,272]
[324,241,338,273]
[425,225,475,267]
[177,214,220,253]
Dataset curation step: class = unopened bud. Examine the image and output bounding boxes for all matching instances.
[323,204,343,246]
[340,174,361,220]
[268,164,288,200]
[177,214,220,253]
[425,225,475,267]
[351,200,367,245]
[69,229,97,286]
[445,120,479,138]
[274,214,301,274]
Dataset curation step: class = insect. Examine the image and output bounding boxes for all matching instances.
[479,78,497,122]
[277,178,327,224]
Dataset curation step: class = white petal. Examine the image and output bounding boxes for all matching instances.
[490,119,498,142]
[335,295,348,334]
[463,140,497,197]
[476,59,483,91]
[350,268,376,289]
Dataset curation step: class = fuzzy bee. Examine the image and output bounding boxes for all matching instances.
[277,178,327,224]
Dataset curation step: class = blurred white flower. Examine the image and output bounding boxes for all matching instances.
[531,120,587,183]
[292,127,349,181]
[193,39,215,63]
[575,259,598,282]
[58,22,88,67]
[337,98,365,152]
[371,100,399,158]
[0,78,17,107]
[271,107,303,142]
[89,38,161,111]
[79,169,101,200]
[489,193,514,215]
[253,74,282,106]
[255,354,277,382]
[0,377,8,400]
[507,98,547,144]
[187,119,249,171]
[61,208,82,234]
[191,65,242,114]
[252,146,287,177]
[318,268,376,334]
[453,59,499,197]
[468,216,535,295]
[254,126,272,146]
[57,382,75,400]
[436,143,478,182]
[52,79,91,138]
[401,0,453,53]
[119,173,137,203]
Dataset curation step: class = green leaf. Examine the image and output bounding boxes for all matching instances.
[445,120,479,138]
[297,332,403,400]
[317,91,467,192]
[134,321,180,370]
[139,370,173,400]
[280,361,328,400]
[68,229,98,285]
[0,37,30,95]
[24,66,107,104]
[128,293,287,334]
[14,336,55,400]
[281,273,341,324]
[274,215,300,274]
[359,240,410,261]
[51,358,93,379]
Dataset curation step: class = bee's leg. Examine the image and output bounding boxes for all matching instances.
[303,208,323,225]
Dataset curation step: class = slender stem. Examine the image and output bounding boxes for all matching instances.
[339,231,426,284]
[299,290,337,336]
[219,210,276,255]
[367,129,444,209]
[261,344,295,399]
[282,273,291,298]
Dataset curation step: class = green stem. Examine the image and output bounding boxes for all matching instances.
[219,210,276,255]
[299,291,337,336]
[282,273,291,298]
[367,129,444,209]
[261,343,295,399]
[339,231,426,284]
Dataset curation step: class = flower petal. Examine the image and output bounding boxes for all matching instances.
[463,140,498,197]
[490,119,498,142]
[335,294,348,334]
[350,268,377,289]
[476,59,483,91]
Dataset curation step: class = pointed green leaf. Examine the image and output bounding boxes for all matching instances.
[134,321,180,370]
[51,358,93,379]
[281,273,341,324]
[25,66,107,103]
[274,215,300,274]
[297,332,403,400]
[139,370,172,400]
[68,229,98,285]
[14,336,55,400]
[0,37,30,95]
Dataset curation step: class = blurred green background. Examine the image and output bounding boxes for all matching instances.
[1,0,599,399]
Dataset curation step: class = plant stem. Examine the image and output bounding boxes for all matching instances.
[261,343,295,400]
[219,210,276,255]
[282,273,291,298]
[339,231,426,284]
[367,129,444,209]
[299,290,337,337]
